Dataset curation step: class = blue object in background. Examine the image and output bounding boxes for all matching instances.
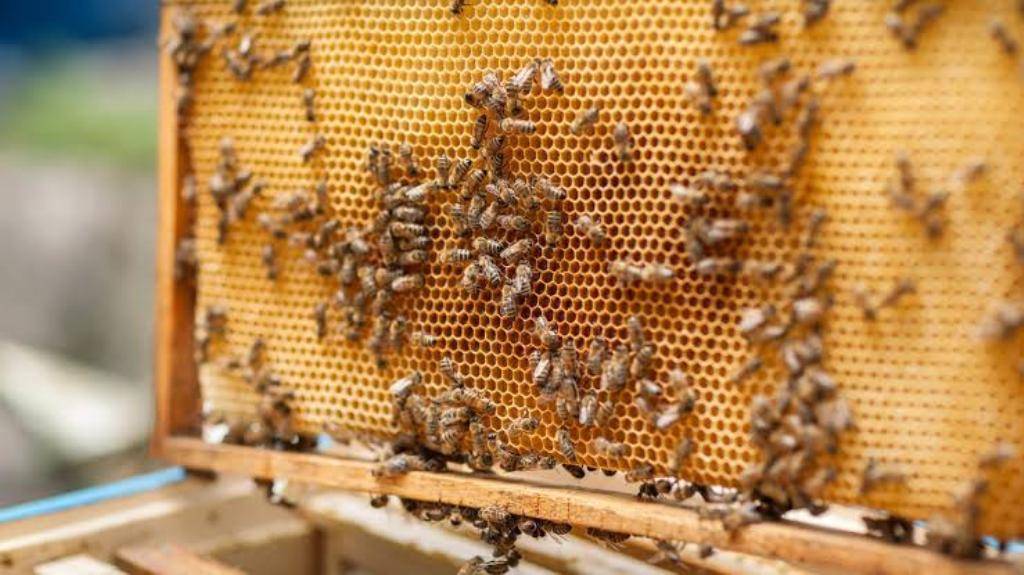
[0,467,185,524]
[0,1,156,48]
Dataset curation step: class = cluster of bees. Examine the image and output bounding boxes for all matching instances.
[201,331,316,452]
[441,60,566,321]
[367,493,699,573]
[165,0,1024,567]
[711,0,831,41]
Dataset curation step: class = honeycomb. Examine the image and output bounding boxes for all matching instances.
[168,0,1024,537]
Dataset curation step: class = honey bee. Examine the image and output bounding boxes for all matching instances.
[532,351,552,388]
[887,4,945,50]
[758,57,791,85]
[301,88,316,122]
[695,257,740,277]
[507,416,539,440]
[704,218,749,245]
[586,336,607,376]
[479,504,512,527]
[299,134,326,163]
[668,182,708,206]
[460,262,481,294]
[509,59,538,95]
[406,331,436,349]
[815,58,856,82]
[497,214,530,232]
[260,244,278,280]
[464,168,487,198]
[533,315,561,349]
[499,118,536,134]
[465,71,499,108]
[556,427,576,461]
[612,122,633,163]
[570,106,601,135]
[729,356,763,384]
[389,371,422,401]
[445,248,472,264]
[534,177,566,202]
[792,295,828,327]
[630,345,655,381]
[293,52,312,83]
[312,302,328,339]
[470,115,489,149]
[541,211,562,244]
[390,273,425,293]
[482,133,505,160]
[585,527,630,549]
[436,152,452,189]
[578,393,597,426]
[669,437,693,476]
[499,282,519,318]
[623,315,645,350]
[624,463,654,483]
[397,143,422,179]
[478,200,501,231]
[711,0,750,31]
[255,0,286,16]
[738,304,775,338]
[391,205,425,223]
[174,238,198,281]
[485,82,508,118]
[979,440,1016,469]
[740,260,784,283]
[594,399,615,427]
[738,11,781,45]
[990,20,1020,57]
[860,458,907,495]
[979,301,1024,340]
[467,238,499,258]
[495,239,530,264]
[474,255,500,286]
[593,436,627,457]
[600,346,630,393]
[180,172,198,205]
[538,58,563,93]
[512,262,532,297]
[574,214,607,245]
[655,398,694,430]
[555,394,577,423]
[735,106,763,151]
[373,453,430,478]
[389,221,425,240]
[689,59,718,115]
[450,0,468,15]
[802,0,830,26]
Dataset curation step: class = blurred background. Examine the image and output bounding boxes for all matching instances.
[0,2,161,505]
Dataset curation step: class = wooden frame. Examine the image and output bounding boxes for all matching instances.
[149,10,1019,575]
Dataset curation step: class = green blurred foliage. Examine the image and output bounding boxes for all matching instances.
[0,55,156,170]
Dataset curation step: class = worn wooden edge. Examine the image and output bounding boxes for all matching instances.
[116,544,246,575]
[152,8,200,455]
[158,436,1016,575]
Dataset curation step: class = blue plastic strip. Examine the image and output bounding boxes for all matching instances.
[0,467,187,524]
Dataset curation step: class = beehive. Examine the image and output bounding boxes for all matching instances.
[167,0,1024,537]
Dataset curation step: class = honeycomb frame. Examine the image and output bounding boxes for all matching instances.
[159,0,1024,538]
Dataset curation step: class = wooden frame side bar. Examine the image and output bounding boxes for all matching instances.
[153,9,200,453]
[160,437,1014,575]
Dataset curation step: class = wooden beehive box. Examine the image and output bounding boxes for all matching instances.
[153,2,1024,573]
